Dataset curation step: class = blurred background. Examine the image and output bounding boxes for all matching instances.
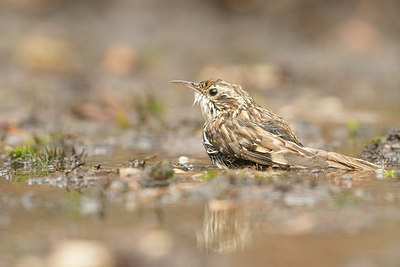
[1,0,399,156]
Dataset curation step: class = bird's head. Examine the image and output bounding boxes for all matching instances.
[170,79,254,122]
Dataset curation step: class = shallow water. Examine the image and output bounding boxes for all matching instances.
[1,149,400,267]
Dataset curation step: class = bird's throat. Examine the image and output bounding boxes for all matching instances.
[193,92,216,123]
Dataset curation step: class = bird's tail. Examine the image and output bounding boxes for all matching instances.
[311,148,379,171]
[270,141,379,171]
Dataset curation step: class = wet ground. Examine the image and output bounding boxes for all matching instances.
[1,144,400,267]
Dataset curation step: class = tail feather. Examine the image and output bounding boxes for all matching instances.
[322,149,378,171]
[288,146,378,171]
[268,139,379,171]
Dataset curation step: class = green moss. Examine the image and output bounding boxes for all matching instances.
[366,137,382,146]
[201,170,216,180]
[35,146,68,172]
[7,145,35,171]
[384,169,398,179]
[8,145,35,160]
[4,145,85,180]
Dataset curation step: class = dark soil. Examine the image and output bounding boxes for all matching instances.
[362,129,400,166]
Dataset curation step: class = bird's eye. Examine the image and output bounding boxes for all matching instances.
[209,88,218,96]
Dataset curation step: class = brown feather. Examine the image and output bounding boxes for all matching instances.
[205,112,378,171]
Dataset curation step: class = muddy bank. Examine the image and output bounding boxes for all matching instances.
[362,129,400,166]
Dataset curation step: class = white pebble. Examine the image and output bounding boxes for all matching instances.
[178,156,189,165]
[46,239,115,267]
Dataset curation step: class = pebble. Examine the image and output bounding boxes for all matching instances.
[178,156,189,165]
[46,239,115,267]
[173,168,186,174]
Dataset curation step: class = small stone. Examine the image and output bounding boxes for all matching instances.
[140,161,174,187]
[178,156,189,165]
[173,168,186,174]
[46,239,115,267]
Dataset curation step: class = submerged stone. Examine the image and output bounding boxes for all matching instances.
[140,161,174,187]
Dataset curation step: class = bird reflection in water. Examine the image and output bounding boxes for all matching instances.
[196,199,251,254]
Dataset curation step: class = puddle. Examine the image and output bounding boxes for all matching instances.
[1,148,400,267]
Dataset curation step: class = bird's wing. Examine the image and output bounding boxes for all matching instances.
[249,107,303,146]
[259,120,303,146]
[204,117,304,168]
[205,118,378,171]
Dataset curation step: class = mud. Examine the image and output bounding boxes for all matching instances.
[362,129,400,166]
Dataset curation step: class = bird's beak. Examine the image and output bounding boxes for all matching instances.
[169,80,201,93]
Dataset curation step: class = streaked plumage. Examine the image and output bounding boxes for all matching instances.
[170,79,378,171]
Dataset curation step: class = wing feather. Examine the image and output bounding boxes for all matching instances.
[205,116,378,171]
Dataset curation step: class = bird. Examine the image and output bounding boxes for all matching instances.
[169,79,379,171]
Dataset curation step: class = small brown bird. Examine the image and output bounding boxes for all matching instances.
[170,79,378,171]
